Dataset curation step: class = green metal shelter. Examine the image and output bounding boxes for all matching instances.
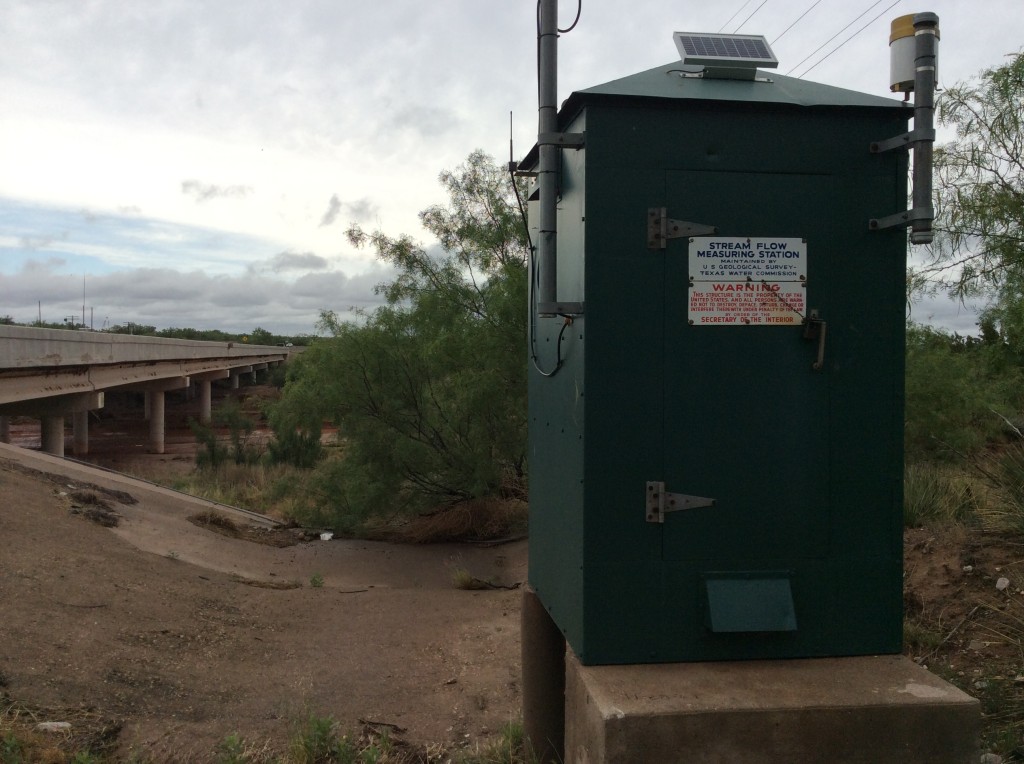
[526,61,912,665]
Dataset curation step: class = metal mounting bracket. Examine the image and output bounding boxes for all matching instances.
[537,301,585,316]
[870,127,936,154]
[646,481,716,523]
[538,132,586,149]
[869,206,934,231]
[647,208,718,250]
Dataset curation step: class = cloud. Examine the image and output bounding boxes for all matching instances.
[909,294,985,335]
[344,198,379,223]
[19,233,66,251]
[23,257,68,273]
[319,194,342,227]
[248,251,330,275]
[391,104,461,142]
[0,197,290,275]
[181,179,253,203]
[1,259,391,335]
[319,194,378,227]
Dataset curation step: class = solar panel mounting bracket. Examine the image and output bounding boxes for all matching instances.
[673,32,778,81]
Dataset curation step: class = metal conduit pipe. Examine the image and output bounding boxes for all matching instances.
[537,0,559,314]
[911,12,939,245]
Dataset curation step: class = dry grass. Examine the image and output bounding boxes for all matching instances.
[188,509,241,537]
[120,461,303,520]
[389,498,528,544]
[0,693,122,762]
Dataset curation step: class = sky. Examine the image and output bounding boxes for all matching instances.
[1,1,1020,335]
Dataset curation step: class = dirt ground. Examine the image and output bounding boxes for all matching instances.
[4,384,1024,759]
[0,445,526,762]
[902,525,1024,757]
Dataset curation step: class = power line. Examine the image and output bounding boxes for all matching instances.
[785,0,890,76]
[718,0,755,33]
[797,0,903,78]
[734,0,770,34]
[772,0,824,44]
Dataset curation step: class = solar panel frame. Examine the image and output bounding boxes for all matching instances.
[673,32,778,69]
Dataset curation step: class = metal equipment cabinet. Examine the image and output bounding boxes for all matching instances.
[526,62,912,664]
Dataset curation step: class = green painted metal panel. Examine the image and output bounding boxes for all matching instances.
[528,73,909,665]
[704,575,798,633]
[576,62,910,110]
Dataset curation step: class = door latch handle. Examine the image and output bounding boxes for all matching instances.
[803,309,827,371]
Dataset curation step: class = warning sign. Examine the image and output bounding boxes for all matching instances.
[688,237,806,326]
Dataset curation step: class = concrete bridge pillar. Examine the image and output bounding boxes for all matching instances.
[135,377,187,455]
[148,390,165,454]
[230,372,240,390]
[0,416,10,444]
[199,379,212,424]
[40,416,65,457]
[72,411,89,455]
[191,370,228,425]
[16,393,103,457]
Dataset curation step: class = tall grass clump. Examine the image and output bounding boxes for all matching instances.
[903,462,979,527]
[979,442,1024,533]
[166,462,308,518]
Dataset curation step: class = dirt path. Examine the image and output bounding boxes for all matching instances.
[0,443,526,761]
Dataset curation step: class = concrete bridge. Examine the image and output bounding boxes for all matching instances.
[0,326,291,457]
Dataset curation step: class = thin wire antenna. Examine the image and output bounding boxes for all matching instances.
[785,0,889,76]
[718,0,754,33]
[772,0,823,44]
[733,0,770,34]
[797,0,903,78]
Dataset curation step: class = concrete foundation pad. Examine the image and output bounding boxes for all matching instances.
[565,651,979,764]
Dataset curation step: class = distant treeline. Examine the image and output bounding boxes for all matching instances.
[0,315,310,347]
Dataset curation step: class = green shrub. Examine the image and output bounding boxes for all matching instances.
[267,428,323,469]
[904,323,1022,461]
[288,716,360,764]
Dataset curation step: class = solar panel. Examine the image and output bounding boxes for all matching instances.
[673,32,778,70]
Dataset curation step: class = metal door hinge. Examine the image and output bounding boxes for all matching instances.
[646,481,716,523]
[647,208,717,250]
